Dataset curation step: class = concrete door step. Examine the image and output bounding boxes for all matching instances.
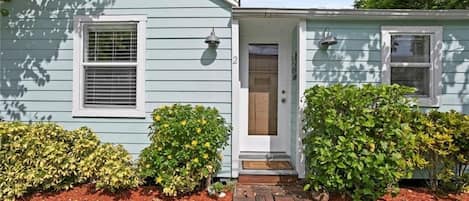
[239,152,290,160]
[238,175,298,185]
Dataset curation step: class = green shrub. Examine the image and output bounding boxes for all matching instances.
[209,182,225,194]
[411,110,469,192]
[138,104,230,196]
[460,173,469,193]
[451,112,469,192]
[0,123,98,200]
[303,84,421,201]
[0,122,138,200]
[80,144,139,192]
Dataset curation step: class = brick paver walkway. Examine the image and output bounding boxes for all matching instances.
[234,183,312,201]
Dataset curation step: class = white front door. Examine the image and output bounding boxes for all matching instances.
[239,42,291,153]
[238,18,295,155]
[240,43,290,152]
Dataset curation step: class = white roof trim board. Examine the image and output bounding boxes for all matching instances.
[233,8,469,20]
[224,0,239,7]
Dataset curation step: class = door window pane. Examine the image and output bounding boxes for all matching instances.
[248,44,278,136]
[391,67,430,96]
[391,35,431,63]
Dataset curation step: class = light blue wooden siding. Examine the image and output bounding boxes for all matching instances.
[306,20,469,114]
[0,0,233,177]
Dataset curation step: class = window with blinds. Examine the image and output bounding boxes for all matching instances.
[83,23,138,107]
[84,66,137,107]
[73,15,146,117]
[85,24,138,62]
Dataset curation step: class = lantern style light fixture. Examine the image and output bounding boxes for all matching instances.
[319,27,338,49]
[205,27,220,48]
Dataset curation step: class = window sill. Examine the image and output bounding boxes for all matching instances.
[72,108,146,119]
[414,97,440,108]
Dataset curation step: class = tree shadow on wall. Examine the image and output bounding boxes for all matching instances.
[310,26,381,85]
[442,34,468,113]
[309,23,468,114]
[0,0,115,121]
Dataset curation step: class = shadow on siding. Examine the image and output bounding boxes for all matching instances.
[443,34,468,114]
[309,24,468,114]
[310,27,381,84]
[0,0,115,121]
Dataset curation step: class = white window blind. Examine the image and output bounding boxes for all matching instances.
[83,23,138,107]
[84,66,137,107]
[85,24,138,62]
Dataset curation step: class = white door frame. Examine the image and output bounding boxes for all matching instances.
[231,19,306,178]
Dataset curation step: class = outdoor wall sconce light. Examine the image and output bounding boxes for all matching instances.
[319,28,338,49]
[205,27,220,48]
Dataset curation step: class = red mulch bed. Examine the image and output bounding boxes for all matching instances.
[20,184,233,201]
[18,185,468,201]
[329,188,469,201]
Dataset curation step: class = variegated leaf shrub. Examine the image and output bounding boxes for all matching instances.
[138,104,230,196]
[79,143,140,192]
[410,110,469,192]
[0,122,139,200]
[303,84,421,201]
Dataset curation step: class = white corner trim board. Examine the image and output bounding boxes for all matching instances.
[231,19,240,178]
[296,20,307,179]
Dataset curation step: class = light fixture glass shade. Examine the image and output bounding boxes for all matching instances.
[319,36,338,49]
[205,28,220,47]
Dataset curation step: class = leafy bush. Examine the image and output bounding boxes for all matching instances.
[80,143,139,192]
[139,104,230,196]
[410,110,469,192]
[0,122,138,200]
[209,182,225,194]
[459,173,469,193]
[303,84,421,201]
[0,123,98,200]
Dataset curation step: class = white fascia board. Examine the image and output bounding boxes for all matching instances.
[233,8,469,20]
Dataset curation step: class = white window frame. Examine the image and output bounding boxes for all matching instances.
[73,15,147,118]
[381,26,443,107]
